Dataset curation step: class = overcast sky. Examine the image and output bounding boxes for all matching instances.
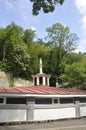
[0,0,86,52]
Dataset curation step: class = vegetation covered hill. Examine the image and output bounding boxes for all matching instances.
[0,22,86,89]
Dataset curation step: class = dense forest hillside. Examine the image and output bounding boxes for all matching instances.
[0,22,86,89]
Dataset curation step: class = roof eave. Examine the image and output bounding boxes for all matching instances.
[0,93,86,98]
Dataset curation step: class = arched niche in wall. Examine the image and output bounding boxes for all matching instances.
[34,78,37,86]
[39,77,43,85]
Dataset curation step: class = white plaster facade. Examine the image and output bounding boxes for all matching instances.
[0,95,86,123]
[0,109,27,122]
[80,106,86,116]
[34,107,76,121]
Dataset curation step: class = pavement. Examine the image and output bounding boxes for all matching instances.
[0,118,86,130]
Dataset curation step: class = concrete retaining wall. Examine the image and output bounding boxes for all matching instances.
[34,107,76,121]
[80,105,86,116]
[0,104,86,123]
[0,71,32,87]
[0,109,27,122]
[0,71,9,86]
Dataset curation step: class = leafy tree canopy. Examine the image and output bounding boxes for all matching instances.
[60,53,86,89]
[45,23,79,52]
[30,0,65,15]
[44,23,79,85]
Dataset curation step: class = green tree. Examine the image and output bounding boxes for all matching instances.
[0,23,33,79]
[30,0,64,15]
[0,22,23,61]
[7,36,31,78]
[60,53,86,89]
[23,29,36,44]
[0,28,7,60]
[27,42,50,75]
[45,23,79,86]
[61,63,86,89]
[45,23,78,50]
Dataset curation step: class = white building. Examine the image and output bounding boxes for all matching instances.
[0,58,86,123]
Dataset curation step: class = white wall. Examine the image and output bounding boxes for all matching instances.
[80,106,86,117]
[0,109,27,122]
[34,107,76,121]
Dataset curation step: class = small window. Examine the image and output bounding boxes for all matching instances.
[35,98,52,104]
[0,98,3,103]
[53,99,58,104]
[6,98,26,104]
[79,98,86,103]
[60,98,73,104]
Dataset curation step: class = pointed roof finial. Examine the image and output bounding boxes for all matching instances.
[39,58,43,74]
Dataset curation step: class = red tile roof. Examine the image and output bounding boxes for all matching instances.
[0,86,86,95]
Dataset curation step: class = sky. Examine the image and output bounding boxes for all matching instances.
[0,0,86,52]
